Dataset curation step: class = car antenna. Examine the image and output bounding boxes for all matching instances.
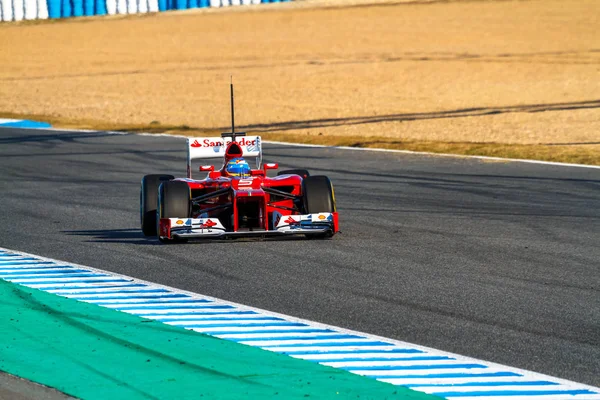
[230,76,236,141]
[222,76,246,142]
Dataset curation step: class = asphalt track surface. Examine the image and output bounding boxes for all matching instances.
[1,127,599,388]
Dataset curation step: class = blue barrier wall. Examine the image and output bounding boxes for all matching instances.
[47,0,61,18]
[1,0,290,21]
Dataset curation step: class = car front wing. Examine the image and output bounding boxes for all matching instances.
[158,212,339,240]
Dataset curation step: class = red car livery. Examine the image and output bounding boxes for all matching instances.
[140,134,339,243]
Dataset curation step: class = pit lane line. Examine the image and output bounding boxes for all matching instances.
[1,247,599,400]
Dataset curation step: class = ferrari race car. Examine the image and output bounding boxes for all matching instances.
[139,134,339,243]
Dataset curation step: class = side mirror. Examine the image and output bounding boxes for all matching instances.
[263,163,278,171]
[199,165,214,172]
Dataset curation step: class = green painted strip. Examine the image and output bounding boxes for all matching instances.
[0,280,439,400]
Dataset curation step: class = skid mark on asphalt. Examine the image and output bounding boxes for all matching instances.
[1,247,599,400]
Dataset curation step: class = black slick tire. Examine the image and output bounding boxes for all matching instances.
[140,174,174,236]
[157,180,191,244]
[301,175,336,239]
[302,175,336,214]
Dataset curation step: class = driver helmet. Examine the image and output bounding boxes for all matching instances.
[226,157,251,178]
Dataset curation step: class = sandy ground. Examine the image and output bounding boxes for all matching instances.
[0,0,598,156]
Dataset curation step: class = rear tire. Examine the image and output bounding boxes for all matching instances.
[278,169,310,179]
[140,174,174,236]
[302,176,336,239]
[157,181,191,243]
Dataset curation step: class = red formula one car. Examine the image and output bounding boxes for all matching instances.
[140,135,339,242]
[140,88,338,243]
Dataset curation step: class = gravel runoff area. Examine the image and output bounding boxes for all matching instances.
[0,0,599,162]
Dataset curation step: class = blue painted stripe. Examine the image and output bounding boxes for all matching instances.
[7,273,110,280]
[438,389,597,397]
[0,261,55,265]
[44,284,148,291]
[150,311,260,320]
[0,256,37,260]
[234,334,362,342]
[68,292,176,299]
[22,279,130,285]
[313,356,453,363]
[0,265,77,271]
[0,269,92,275]
[108,304,221,310]
[88,298,210,304]
[406,381,559,388]
[61,294,192,301]
[0,267,75,272]
[341,364,487,371]
[233,330,356,340]
[370,371,523,379]
[67,289,171,297]
[238,331,398,342]
[61,289,171,295]
[184,322,310,328]
[156,317,284,322]
[280,348,424,355]
[0,265,73,271]
[265,341,396,348]
[108,304,234,310]
[211,329,336,335]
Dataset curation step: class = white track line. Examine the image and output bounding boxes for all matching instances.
[42,127,600,170]
[262,140,600,170]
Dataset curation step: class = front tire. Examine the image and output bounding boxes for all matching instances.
[140,174,174,236]
[302,175,336,239]
[157,181,191,243]
[302,176,336,214]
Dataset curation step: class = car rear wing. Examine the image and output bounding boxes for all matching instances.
[186,135,262,178]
